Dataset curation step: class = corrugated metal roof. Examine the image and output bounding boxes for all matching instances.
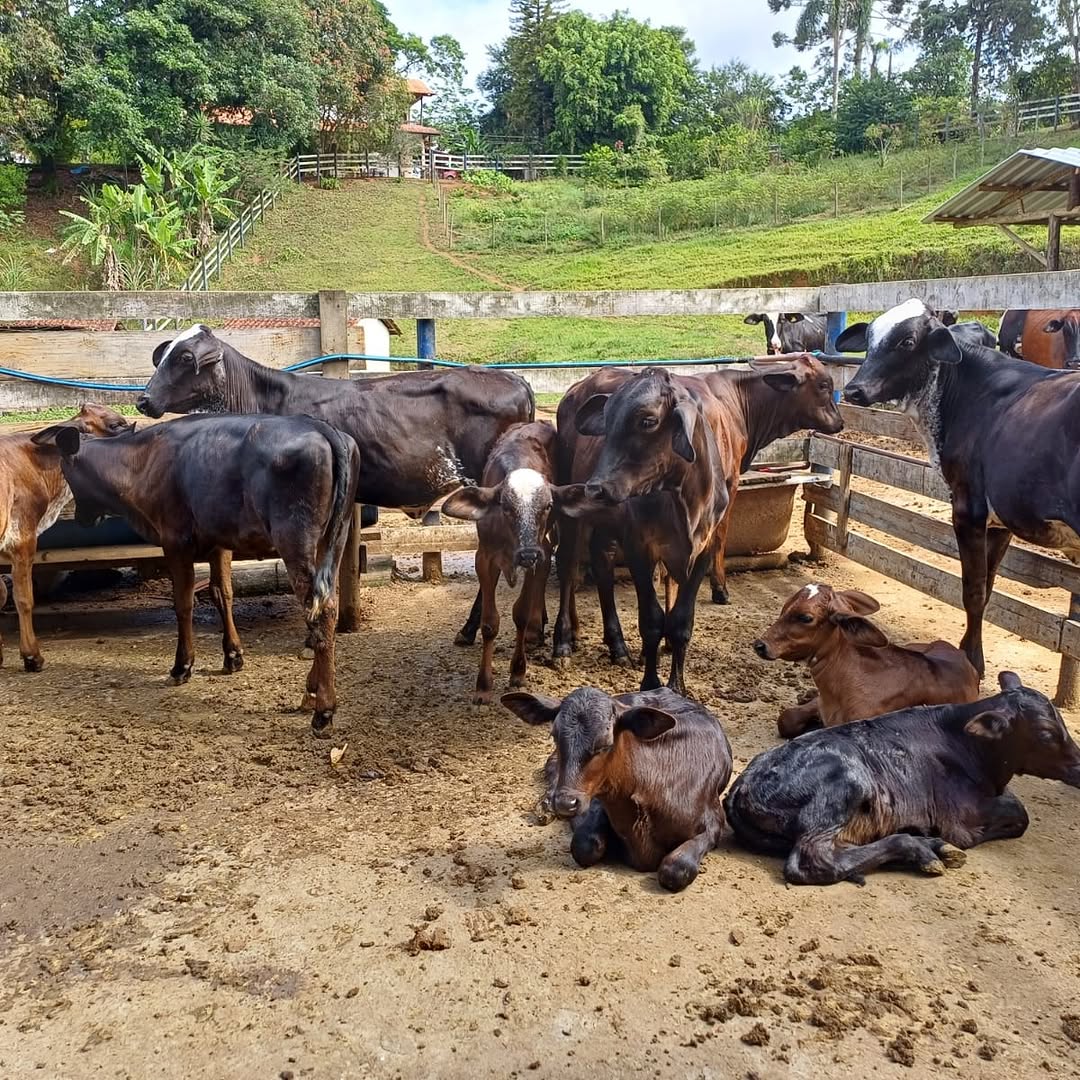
[924,147,1080,226]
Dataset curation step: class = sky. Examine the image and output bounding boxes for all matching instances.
[382,0,809,95]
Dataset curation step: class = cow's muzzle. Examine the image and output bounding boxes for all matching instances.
[514,546,544,570]
[553,789,584,818]
[135,394,162,418]
[842,384,869,407]
[584,480,623,504]
[752,639,774,660]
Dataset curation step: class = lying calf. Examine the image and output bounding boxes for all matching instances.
[1,404,134,671]
[442,422,570,703]
[724,671,1080,885]
[502,686,731,891]
[753,583,979,737]
[35,413,359,735]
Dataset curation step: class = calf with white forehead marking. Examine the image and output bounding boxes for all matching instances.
[502,685,732,892]
[443,422,576,703]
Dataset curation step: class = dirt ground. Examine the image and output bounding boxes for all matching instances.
[3,536,1080,1080]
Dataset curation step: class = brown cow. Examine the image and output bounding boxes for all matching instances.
[502,686,732,891]
[998,308,1080,369]
[725,671,1080,885]
[34,413,359,735]
[551,358,842,682]
[442,422,574,703]
[753,583,980,738]
[0,404,135,671]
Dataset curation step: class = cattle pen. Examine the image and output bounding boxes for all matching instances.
[3,271,1080,702]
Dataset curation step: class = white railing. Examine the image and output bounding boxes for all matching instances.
[427,151,585,176]
[1017,91,1080,130]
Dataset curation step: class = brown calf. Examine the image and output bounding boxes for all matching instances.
[501,686,732,891]
[443,422,573,703]
[0,404,135,671]
[998,308,1080,369]
[753,583,980,738]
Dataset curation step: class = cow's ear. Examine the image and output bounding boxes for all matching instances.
[550,484,594,519]
[193,341,223,373]
[671,399,697,463]
[761,370,800,393]
[616,705,676,742]
[575,394,609,437]
[835,323,868,353]
[998,670,1024,691]
[1043,318,1064,334]
[151,340,172,368]
[834,616,889,648]
[31,424,82,456]
[500,691,562,726]
[829,589,880,617]
[927,326,962,365]
[743,314,763,325]
[964,709,1012,740]
[441,485,500,521]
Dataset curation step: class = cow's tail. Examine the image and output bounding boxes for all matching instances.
[310,422,356,621]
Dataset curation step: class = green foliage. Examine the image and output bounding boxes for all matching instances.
[0,252,30,288]
[318,175,341,190]
[460,169,517,194]
[581,145,619,186]
[780,111,837,164]
[0,164,27,212]
[836,77,914,154]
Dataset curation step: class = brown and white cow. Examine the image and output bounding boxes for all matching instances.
[442,422,575,704]
[502,686,732,891]
[998,308,1080,369]
[753,583,980,738]
[0,404,135,671]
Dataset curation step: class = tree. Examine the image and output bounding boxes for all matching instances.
[1059,0,1080,92]
[770,0,849,116]
[835,72,913,151]
[422,35,485,151]
[692,61,787,132]
[504,0,565,145]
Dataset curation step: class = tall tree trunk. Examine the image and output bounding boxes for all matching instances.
[1065,1,1080,94]
[831,20,841,116]
[970,16,984,115]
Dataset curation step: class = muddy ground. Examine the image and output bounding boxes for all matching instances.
[2,540,1080,1080]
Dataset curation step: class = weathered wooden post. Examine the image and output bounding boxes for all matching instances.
[416,317,443,582]
[1047,214,1062,271]
[1055,593,1080,708]
[319,290,362,632]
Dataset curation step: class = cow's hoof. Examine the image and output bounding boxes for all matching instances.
[22,654,44,673]
[933,842,967,869]
[711,587,730,605]
[454,630,476,647]
[552,655,571,671]
[223,651,244,674]
[507,673,526,690]
[170,665,193,685]
[472,691,493,706]
[919,859,946,877]
[311,711,334,738]
[658,857,699,893]
[300,691,317,711]
[610,652,632,669]
[298,646,316,661]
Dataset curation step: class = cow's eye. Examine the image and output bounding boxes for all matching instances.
[793,613,814,624]
[1038,729,1058,744]
[640,415,659,430]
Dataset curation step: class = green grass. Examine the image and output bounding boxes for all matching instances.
[0,403,141,425]
[0,226,78,291]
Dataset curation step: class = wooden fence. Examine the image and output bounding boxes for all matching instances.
[1017,92,1080,131]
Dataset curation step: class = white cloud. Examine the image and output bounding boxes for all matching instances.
[382,0,806,95]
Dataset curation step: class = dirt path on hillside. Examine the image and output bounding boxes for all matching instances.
[3,536,1080,1079]
[418,190,523,292]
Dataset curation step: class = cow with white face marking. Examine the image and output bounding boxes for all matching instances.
[442,422,576,703]
[840,299,1080,677]
[743,312,827,355]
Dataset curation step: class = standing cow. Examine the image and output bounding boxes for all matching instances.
[1,404,135,671]
[998,308,1080,369]
[743,313,827,355]
[34,414,360,736]
[840,298,1080,676]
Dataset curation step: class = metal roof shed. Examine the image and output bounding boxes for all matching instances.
[924,147,1080,270]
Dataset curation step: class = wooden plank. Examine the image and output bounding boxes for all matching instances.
[0,327,363,381]
[807,485,1080,594]
[810,435,951,503]
[804,513,1080,658]
[0,292,322,322]
[838,403,919,441]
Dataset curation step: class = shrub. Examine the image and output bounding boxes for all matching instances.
[460,169,516,195]
[582,145,619,187]
[319,175,341,190]
[0,165,27,213]
[620,145,670,186]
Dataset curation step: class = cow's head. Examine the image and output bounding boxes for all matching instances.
[137,324,226,418]
[501,687,677,818]
[965,671,1080,787]
[30,403,136,454]
[575,368,700,504]
[442,471,577,585]
[753,583,886,662]
[749,355,844,435]
[745,312,806,355]
[1044,310,1080,370]
[839,299,960,407]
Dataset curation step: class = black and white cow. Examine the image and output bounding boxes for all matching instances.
[743,312,827,355]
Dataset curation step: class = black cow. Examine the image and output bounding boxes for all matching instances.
[34,414,360,736]
[725,672,1080,885]
[743,312,826,355]
[839,298,1080,676]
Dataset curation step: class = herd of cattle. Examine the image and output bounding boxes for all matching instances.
[2,301,1080,891]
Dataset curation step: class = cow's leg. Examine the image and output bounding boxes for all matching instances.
[0,571,7,667]
[455,589,482,647]
[784,829,965,886]
[510,562,549,689]
[11,543,44,672]
[590,529,630,666]
[778,696,822,739]
[985,527,1013,601]
[166,555,196,685]
[709,486,738,605]
[664,552,711,696]
[570,798,614,868]
[474,551,500,705]
[625,547,664,692]
[657,828,716,892]
[552,519,582,666]
[208,549,244,673]
[953,504,992,677]
[305,591,339,737]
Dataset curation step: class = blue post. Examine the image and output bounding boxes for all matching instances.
[417,318,436,371]
[826,310,849,402]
